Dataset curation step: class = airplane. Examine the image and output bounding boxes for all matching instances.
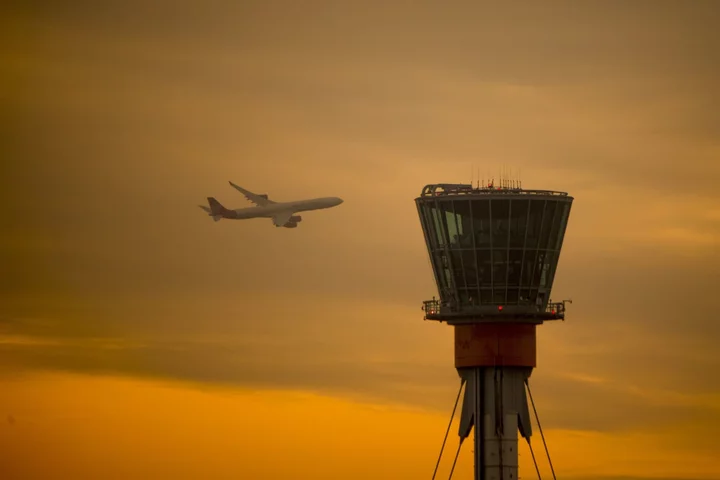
[198,181,343,228]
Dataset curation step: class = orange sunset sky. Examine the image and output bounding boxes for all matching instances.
[2,1,720,479]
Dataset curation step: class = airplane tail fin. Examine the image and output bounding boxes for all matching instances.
[207,197,228,215]
[200,198,229,222]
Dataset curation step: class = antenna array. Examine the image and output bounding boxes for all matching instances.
[470,165,523,190]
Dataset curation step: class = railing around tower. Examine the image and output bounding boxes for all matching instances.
[421,298,572,322]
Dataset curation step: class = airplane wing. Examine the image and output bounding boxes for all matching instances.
[271,211,294,227]
[228,181,275,206]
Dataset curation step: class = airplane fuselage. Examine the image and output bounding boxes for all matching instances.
[225,197,343,220]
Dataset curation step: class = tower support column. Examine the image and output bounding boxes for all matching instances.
[455,324,535,480]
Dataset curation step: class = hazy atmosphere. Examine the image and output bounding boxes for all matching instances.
[2,1,719,479]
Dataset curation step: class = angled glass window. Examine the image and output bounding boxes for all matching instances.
[519,288,532,305]
[471,200,491,248]
[521,250,538,287]
[540,251,557,288]
[527,288,539,305]
[430,203,447,247]
[491,199,511,248]
[492,248,508,288]
[476,249,492,286]
[547,202,564,251]
[493,287,507,304]
[509,199,529,248]
[480,287,492,305]
[547,249,565,292]
[533,251,554,287]
[431,252,447,290]
[458,288,478,307]
[419,205,438,249]
[462,249,478,287]
[452,200,474,248]
[440,201,460,247]
[539,201,558,251]
[441,252,453,295]
[549,202,570,251]
[526,200,545,249]
[466,288,479,306]
[450,250,466,289]
[507,249,523,286]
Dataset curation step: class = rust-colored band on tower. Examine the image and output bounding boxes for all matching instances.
[454,323,537,368]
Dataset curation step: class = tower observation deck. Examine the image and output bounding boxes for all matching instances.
[416,182,573,480]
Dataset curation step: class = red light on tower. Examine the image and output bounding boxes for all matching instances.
[498,305,503,312]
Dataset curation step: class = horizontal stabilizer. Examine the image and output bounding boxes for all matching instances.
[200,201,227,222]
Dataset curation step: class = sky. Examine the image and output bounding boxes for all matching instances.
[1,1,720,479]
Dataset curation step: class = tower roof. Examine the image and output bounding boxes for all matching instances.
[418,183,572,199]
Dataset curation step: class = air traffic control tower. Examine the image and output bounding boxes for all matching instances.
[416,181,573,480]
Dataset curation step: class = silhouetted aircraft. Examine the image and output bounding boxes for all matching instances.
[199,181,343,228]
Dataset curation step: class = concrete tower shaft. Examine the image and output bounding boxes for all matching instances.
[416,183,573,480]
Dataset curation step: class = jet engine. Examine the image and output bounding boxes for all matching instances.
[282,215,302,228]
[259,194,268,199]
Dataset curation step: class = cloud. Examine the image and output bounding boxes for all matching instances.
[3,290,720,440]
[530,369,720,433]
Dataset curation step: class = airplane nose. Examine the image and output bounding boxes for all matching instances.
[336,198,344,205]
